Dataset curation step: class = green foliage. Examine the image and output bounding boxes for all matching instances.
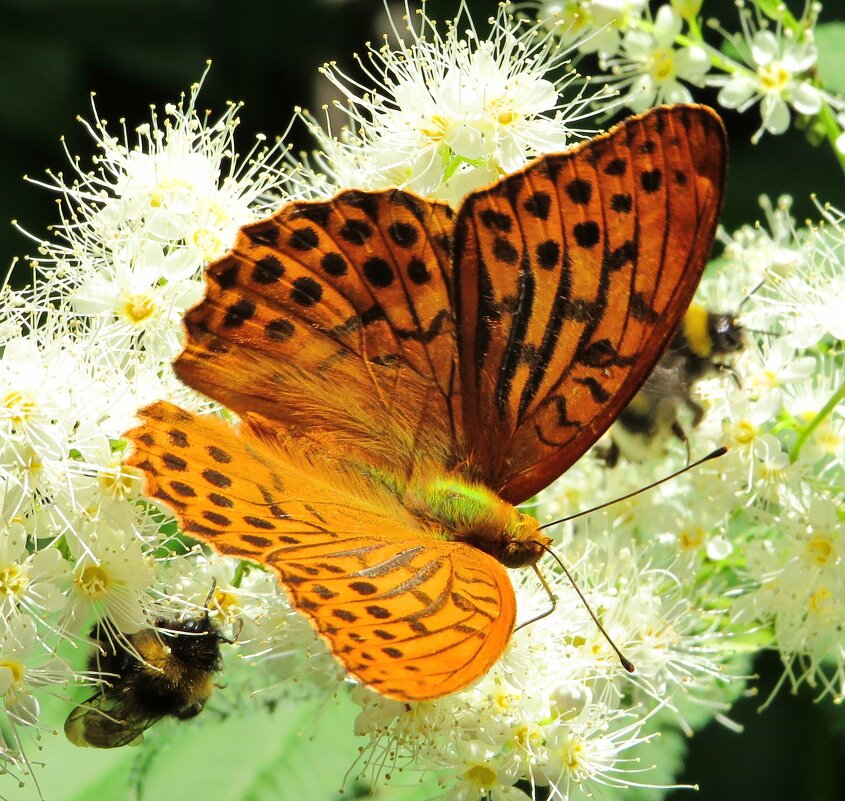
[815,22,845,95]
[12,692,439,801]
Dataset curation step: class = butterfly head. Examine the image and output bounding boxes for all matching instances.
[500,515,552,569]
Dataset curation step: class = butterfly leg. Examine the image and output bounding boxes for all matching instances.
[514,564,557,633]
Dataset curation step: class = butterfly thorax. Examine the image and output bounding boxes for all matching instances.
[405,476,552,569]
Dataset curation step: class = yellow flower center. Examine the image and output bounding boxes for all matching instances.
[420,114,449,142]
[99,464,139,500]
[213,589,240,617]
[2,390,37,425]
[808,586,831,612]
[563,739,585,771]
[814,424,841,454]
[754,369,779,391]
[0,660,25,687]
[806,535,835,567]
[759,61,790,93]
[652,49,675,81]
[680,527,705,550]
[730,419,757,446]
[0,564,29,598]
[75,564,111,599]
[464,764,497,789]
[192,228,225,262]
[121,293,157,325]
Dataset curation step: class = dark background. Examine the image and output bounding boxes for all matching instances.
[1,1,842,799]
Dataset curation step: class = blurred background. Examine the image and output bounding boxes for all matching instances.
[0,1,843,799]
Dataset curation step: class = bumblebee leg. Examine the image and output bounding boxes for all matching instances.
[670,420,692,464]
[594,439,621,467]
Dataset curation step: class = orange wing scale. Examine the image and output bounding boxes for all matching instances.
[175,189,462,471]
[125,401,514,701]
[454,105,726,503]
[124,105,727,701]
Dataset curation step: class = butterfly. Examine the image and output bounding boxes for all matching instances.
[126,104,727,701]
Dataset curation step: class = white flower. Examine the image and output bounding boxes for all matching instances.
[71,242,204,358]
[65,525,156,635]
[0,522,68,622]
[18,69,295,372]
[749,199,845,349]
[0,616,74,759]
[0,335,78,454]
[533,0,648,58]
[610,5,710,112]
[710,3,824,142]
[309,3,614,204]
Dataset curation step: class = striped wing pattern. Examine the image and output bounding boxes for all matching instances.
[125,402,514,701]
[454,105,726,503]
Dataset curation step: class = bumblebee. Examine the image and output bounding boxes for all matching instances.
[601,304,745,465]
[65,614,225,748]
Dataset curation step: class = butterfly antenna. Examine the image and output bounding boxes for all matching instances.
[538,447,727,530]
[535,551,635,673]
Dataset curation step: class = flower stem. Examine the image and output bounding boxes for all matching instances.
[789,380,845,462]
[816,101,845,177]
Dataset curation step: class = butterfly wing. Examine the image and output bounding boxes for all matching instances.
[453,104,727,503]
[175,189,462,474]
[125,401,514,701]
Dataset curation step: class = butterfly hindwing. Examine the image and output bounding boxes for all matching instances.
[126,401,514,701]
[453,104,727,503]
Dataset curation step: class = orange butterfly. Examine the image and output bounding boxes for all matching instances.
[126,105,726,701]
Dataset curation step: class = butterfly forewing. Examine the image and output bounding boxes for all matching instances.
[126,401,514,701]
[453,105,727,503]
[176,189,460,463]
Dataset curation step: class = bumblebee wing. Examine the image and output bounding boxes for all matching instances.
[64,692,157,749]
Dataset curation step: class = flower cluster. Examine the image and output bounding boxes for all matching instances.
[0,75,331,782]
[1,1,843,800]
[306,1,615,204]
[524,0,845,149]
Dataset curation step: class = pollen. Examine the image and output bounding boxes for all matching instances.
[0,564,29,598]
[2,390,38,426]
[120,293,157,325]
[75,564,112,599]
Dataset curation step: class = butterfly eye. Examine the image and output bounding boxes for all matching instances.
[501,541,533,569]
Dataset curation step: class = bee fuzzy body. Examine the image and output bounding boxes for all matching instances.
[601,305,745,465]
[65,615,224,748]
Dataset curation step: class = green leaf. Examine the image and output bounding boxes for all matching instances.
[815,22,845,96]
[12,691,440,801]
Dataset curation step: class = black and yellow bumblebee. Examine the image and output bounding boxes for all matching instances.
[600,303,745,465]
[65,613,226,748]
